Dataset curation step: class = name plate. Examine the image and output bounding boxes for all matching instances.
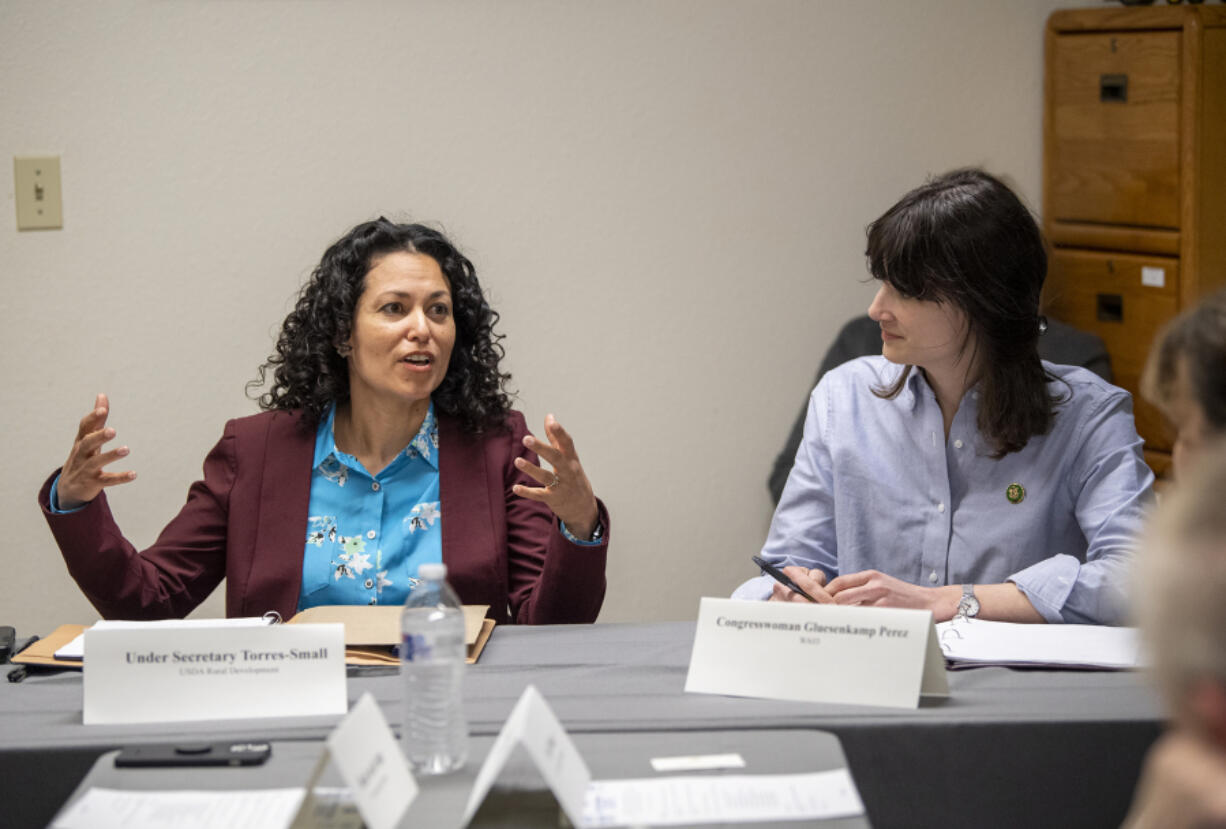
[463,685,592,828]
[685,597,948,709]
[303,692,416,829]
[83,623,347,725]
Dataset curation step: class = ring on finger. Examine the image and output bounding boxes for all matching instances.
[546,474,560,489]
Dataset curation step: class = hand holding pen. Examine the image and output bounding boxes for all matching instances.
[752,556,834,604]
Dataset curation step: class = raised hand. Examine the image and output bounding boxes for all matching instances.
[512,414,600,540]
[56,393,137,510]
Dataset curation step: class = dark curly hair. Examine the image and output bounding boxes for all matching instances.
[866,168,1061,458]
[249,218,512,434]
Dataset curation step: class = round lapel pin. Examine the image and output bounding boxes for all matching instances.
[1006,483,1026,504]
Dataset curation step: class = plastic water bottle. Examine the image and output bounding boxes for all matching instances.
[400,562,469,774]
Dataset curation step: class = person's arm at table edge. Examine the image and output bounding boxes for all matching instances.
[1012,387,1154,624]
[742,383,839,601]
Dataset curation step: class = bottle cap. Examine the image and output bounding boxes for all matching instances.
[418,563,448,580]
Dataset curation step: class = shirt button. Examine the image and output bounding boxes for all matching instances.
[371,482,380,492]
[937,502,946,513]
[366,530,377,539]
[954,439,963,449]
[928,571,939,584]
[364,578,374,589]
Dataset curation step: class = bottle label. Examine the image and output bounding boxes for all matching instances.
[401,634,433,662]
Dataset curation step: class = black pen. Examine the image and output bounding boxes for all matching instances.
[751,555,821,603]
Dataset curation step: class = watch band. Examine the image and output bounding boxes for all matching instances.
[955,583,980,619]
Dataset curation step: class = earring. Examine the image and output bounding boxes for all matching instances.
[336,343,352,357]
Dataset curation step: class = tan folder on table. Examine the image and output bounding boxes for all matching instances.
[287,604,495,665]
[10,623,86,667]
[13,605,496,668]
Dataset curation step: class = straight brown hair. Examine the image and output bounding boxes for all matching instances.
[866,169,1058,458]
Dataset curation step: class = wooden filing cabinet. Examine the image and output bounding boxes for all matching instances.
[1042,6,1226,476]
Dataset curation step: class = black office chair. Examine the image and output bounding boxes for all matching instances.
[767,315,1113,503]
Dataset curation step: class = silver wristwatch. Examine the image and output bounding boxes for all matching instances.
[955,583,980,619]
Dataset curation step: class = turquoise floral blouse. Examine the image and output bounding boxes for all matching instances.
[298,402,442,609]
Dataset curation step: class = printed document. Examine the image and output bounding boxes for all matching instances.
[583,769,865,826]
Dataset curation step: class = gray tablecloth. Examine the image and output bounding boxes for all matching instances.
[3,621,1165,828]
[52,730,869,829]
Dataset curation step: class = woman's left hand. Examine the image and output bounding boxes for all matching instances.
[513,414,600,540]
[826,570,959,620]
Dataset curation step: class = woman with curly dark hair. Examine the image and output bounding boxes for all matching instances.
[39,219,608,625]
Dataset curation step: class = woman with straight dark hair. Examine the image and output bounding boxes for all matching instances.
[40,218,609,625]
[735,169,1153,625]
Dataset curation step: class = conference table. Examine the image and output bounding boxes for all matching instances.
[54,730,868,829]
[2,621,1164,828]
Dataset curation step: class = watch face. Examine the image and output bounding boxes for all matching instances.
[964,596,980,617]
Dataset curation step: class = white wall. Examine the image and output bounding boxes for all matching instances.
[1,0,1071,633]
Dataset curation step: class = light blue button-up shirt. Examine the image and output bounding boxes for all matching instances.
[734,357,1154,624]
[299,403,442,609]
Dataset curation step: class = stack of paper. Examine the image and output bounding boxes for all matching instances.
[935,619,1143,670]
[286,605,494,664]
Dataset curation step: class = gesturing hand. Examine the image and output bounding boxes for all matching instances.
[512,414,600,540]
[56,393,137,510]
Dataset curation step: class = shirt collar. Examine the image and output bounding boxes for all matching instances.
[314,401,440,473]
[900,366,982,414]
[899,365,925,412]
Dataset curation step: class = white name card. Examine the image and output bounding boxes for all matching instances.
[462,685,592,828]
[685,597,948,709]
[300,692,416,829]
[83,623,347,725]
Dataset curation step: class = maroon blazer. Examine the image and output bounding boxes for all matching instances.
[39,409,608,624]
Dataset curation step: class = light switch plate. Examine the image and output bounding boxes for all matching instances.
[14,155,63,230]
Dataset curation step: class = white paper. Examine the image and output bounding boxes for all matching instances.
[56,617,274,661]
[466,685,865,829]
[583,769,865,827]
[685,597,948,709]
[83,623,347,724]
[1141,266,1166,288]
[462,685,592,827]
[650,753,745,772]
[51,787,307,829]
[936,618,1142,669]
[324,693,416,829]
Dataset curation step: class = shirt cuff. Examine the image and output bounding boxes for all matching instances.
[1009,554,1081,624]
[560,519,604,547]
[731,574,775,601]
[47,473,86,514]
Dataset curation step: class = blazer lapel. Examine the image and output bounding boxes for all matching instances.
[246,411,314,619]
[438,413,501,609]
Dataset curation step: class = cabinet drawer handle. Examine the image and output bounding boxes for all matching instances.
[1097,293,1124,323]
[1100,74,1128,103]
